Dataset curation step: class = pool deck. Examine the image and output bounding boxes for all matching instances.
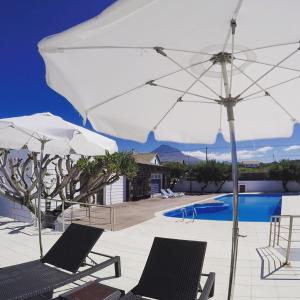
[1,194,300,299]
[281,194,300,215]
[96,194,218,230]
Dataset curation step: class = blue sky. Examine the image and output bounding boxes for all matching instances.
[1,0,300,162]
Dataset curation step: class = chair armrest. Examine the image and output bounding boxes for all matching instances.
[198,272,215,300]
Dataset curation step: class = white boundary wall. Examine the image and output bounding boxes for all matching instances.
[0,196,35,223]
[173,180,300,193]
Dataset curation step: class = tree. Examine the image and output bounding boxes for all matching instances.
[0,149,59,215]
[214,162,232,192]
[0,149,137,227]
[192,160,231,193]
[268,160,300,192]
[164,162,188,188]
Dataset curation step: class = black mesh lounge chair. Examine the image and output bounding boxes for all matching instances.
[0,223,121,300]
[120,237,215,300]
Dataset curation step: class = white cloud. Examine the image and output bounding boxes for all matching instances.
[182,150,207,160]
[285,145,300,152]
[183,146,273,162]
[256,146,273,153]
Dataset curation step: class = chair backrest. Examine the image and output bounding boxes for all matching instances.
[133,237,207,300]
[167,188,175,195]
[41,223,104,273]
[161,189,169,196]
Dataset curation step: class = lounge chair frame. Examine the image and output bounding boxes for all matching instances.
[120,237,215,300]
[160,189,173,198]
[122,272,215,300]
[0,224,121,300]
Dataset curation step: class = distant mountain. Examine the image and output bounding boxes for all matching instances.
[152,144,200,164]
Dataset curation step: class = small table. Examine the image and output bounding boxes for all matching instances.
[59,281,124,300]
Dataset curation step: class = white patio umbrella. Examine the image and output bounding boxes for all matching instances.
[38,1,300,298]
[0,112,117,258]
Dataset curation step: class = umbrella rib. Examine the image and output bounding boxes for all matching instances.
[10,125,47,144]
[229,19,237,95]
[163,48,211,56]
[234,57,300,73]
[1,124,51,155]
[268,94,296,122]
[154,47,221,98]
[166,56,220,97]
[56,45,155,51]
[152,101,178,130]
[151,83,220,102]
[152,57,213,82]
[84,57,212,114]
[218,74,224,132]
[152,64,219,131]
[234,63,296,121]
[177,62,216,101]
[86,83,146,113]
[220,71,224,97]
[242,75,300,99]
[218,104,223,132]
[241,94,269,102]
[182,100,219,104]
[238,47,300,97]
[233,41,299,54]
[53,45,212,56]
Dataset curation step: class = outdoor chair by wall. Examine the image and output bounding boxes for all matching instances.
[120,237,215,300]
[166,188,184,197]
[0,223,121,300]
[161,189,173,198]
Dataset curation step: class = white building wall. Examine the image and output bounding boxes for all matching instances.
[104,176,125,205]
[173,179,300,193]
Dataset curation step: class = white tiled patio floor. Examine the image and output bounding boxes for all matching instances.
[1,195,300,299]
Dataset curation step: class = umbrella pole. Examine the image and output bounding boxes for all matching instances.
[220,60,239,300]
[226,112,239,300]
[37,140,46,259]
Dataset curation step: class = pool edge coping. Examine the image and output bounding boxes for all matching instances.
[154,194,226,217]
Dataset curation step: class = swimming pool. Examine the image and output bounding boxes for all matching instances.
[164,194,282,222]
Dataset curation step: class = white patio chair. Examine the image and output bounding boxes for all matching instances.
[167,188,185,197]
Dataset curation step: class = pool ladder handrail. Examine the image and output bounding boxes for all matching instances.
[192,207,198,222]
[180,207,187,222]
[180,207,198,222]
[269,214,300,265]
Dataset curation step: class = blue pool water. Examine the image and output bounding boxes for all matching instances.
[164,194,282,222]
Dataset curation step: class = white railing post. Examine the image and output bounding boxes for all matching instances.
[273,217,277,247]
[285,216,294,265]
[269,216,273,247]
[277,217,281,246]
[110,206,115,231]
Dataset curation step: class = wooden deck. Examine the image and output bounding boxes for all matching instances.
[71,194,218,231]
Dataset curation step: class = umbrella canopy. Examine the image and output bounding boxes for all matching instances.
[39,0,300,143]
[0,112,117,155]
[38,1,300,299]
[0,112,117,259]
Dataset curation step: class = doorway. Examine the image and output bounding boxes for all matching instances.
[239,184,246,193]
